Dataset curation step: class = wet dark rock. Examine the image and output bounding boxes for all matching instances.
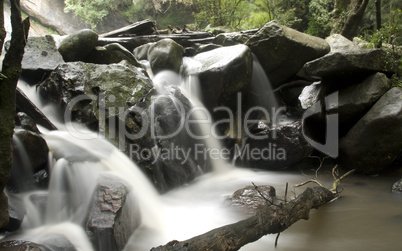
[15,112,40,134]
[7,130,49,193]
[86,174,140,251]
[392,179,402,192]
[339,87,402,174]
[246,20,330,88]
[226,185,276,215]
[298,49,398,81]
[235,120,313,169]
[21,35,64,80]
[58,29,99,62]
[0,240,51,251]
[182,44,253,115]
[124,85,205,192]
[147,38,184,74]
[133,43,153,61]
[38,61,153,130]
[214,32,251,45]
[86,43,140,66]
[337,73,391,127]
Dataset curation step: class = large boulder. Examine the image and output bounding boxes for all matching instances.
[58,29,99,62]
[246,21,330,88]
[39,62,204,192]
[298,48,398,81]
[38,61,153,130]
[182,44,253,114]
[21,35,64,80]
[339,87,402,174]
[86,174,140,251]
[147,39,184,74]
[337,72,391,127]
[123,85,205,192]
[20,0,88,35]
[235,120,313,169]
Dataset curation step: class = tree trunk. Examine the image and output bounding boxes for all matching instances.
[375,0,381,30]
[0,0,29,228]
[151,186,336,251]
[341,0,370,40]
[331,0,351,34]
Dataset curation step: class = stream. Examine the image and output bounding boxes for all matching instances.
[1,59,401,251]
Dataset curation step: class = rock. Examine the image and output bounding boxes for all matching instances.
[337,73,391,126]
[325,34,360,52]
[298,81,324,109]
[196,44,221,53]
[133,43,154,61]
[86,174,140,251]
[38,61,153,130]
[235,120,313,169]
[147,38,184,74]
[125,85,205,192]
[20,0,88,35]
[298,49,398,81]
[246,20,330,88]
[0,240,51,251]
[339,87,402,174]
[182,44,253,114]
[214,32,251,46]
[58,29,99,62]
[7,130,49,193]
[0,192,8,229]
[86,43,140,66]
[21,35,64,80]
[15,112,40,133]
[39,61,203,192]
[226,185,276,215]
[392,179,402,192]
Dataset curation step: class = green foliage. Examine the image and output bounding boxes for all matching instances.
[306,0,333,37]
[64,0,132,29]
[193,0,250,29]
[362,8,402,48]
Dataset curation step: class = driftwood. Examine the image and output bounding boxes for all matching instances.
[151,186,336,251]
[97,33,214,51]
[99,19,157,38]
[16,87,57,131]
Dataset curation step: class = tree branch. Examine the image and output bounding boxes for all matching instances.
[151,186,336,251]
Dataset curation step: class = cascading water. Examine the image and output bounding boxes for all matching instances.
[3,56,401,251]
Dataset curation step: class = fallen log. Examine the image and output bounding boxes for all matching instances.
[99,19,157,38]
[97,33,214,51]
[16,87,57,131]
[151,186,336,251]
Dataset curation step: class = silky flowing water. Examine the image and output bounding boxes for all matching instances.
[3,65,401,251]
